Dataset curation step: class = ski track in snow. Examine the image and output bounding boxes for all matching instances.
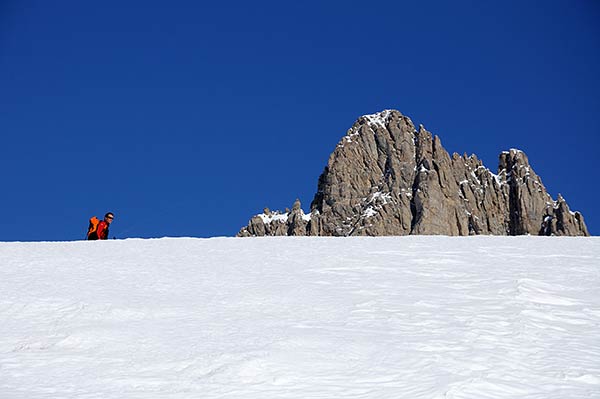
[1,236,599,398]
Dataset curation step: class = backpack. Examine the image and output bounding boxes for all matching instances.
[87,216,100,239]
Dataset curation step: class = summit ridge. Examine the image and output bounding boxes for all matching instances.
[238,110,588,237]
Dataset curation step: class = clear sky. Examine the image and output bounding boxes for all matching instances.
[1,0,598,241]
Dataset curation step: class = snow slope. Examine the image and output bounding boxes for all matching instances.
[1,236,599,398]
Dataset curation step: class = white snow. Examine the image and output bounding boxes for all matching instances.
[363,110,393,128]
[257,210,311,224]
[360,192,393,219]
[339,110,394,148]
[490,171,503,186]
[370,191,392,204]
[2,236,600,399]
[362,206,378,218]
[502,148,524,155]
[470,170,482,186]
[341,132,358,146]
[258,212,288,224]
[400,188,413,198]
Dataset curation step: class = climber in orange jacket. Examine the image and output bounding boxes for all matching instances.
[87,212,114,240]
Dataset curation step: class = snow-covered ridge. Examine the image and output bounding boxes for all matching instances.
[2,237,599,398]
[339,110,396,147]
[502,148,525,155]
[258,211,290,224]
[258,210,311,224]
[362,109,394,128]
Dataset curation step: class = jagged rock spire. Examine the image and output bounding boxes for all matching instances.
[237,110,589,237]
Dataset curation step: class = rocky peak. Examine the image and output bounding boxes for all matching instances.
[237,110,589,237]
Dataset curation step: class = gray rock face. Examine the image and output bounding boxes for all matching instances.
[237,110,589,237]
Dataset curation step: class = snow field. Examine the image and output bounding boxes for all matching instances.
[1,236,599,398]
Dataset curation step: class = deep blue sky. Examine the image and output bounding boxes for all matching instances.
[1,0,598,240]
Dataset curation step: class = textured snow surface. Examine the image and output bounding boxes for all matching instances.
[1,236,599,399]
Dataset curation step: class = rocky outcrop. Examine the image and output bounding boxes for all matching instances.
[237,110,589,237]
[239,200,312,237]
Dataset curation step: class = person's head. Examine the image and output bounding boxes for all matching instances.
[104,212,114,224]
